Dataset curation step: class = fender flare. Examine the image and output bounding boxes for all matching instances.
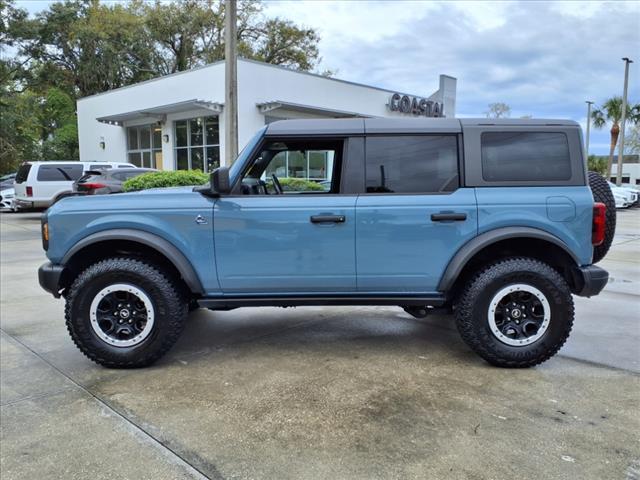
[437,227,580,292]
[62,228,204,295]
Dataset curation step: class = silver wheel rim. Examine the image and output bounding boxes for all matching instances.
[89,283,155,347]
[487,284,550,347]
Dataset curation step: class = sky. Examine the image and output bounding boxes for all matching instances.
[15,0,640,154]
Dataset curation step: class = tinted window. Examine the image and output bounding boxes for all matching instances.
[36,164,84,181]
[15,164,31,183]
[481,132,571,182]
[365,136,459,193]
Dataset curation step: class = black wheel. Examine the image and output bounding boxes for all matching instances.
[455,258,574,368]
[588,171,616,264]
[65,257,187,368]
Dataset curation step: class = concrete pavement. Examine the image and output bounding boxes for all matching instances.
[1,209,639,479]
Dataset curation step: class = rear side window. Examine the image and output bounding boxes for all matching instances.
[365,135,459,193]
[481,132,571,182]
[15,164,32,183]
[36,164,84,181]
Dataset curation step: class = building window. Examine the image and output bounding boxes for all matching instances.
[174,116,220,172]
[126,124,162,168]
[263,150,333,182]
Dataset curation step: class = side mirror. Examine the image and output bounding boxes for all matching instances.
[210,166,231,195]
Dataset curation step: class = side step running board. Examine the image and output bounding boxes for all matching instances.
[198,295,446,309]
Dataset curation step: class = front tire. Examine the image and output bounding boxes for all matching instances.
[455,258,574,368]
[65,257,187,368]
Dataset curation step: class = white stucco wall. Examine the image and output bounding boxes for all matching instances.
[77,59,456,169]
[77,62,226,169]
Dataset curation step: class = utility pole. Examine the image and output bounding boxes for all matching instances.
[616,57,633,186]
[224,0,238,166]
[585,101,594,156]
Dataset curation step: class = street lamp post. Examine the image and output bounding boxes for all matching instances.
[616,57,633,186]
[585,100,594,155]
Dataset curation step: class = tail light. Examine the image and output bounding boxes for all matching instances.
[41,214,49,251]
[82,182,106,194]
[26,186,33,197]
[592,202,606,246]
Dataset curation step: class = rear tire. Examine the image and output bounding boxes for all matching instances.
[65,257,187,368]
[455,258,574,368]
[588,171,616,263]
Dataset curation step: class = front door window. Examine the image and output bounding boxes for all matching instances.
[238,139,340,194]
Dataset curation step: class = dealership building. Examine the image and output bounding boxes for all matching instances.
[77,58,457,176]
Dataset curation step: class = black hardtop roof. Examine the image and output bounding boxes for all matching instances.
[264,118,580,136]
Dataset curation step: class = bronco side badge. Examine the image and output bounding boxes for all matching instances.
[195,214,208,225]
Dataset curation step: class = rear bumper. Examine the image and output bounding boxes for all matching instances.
[574,265,609,297]
[15,198,34,209]
[38,262,64,298]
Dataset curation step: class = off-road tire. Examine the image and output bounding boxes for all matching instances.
[65,257,187,368]
[588,171,616,264]
[455,257,574,368]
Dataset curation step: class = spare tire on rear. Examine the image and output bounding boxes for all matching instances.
[588,171,616,264]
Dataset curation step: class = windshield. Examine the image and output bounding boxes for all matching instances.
[229,127,267,183]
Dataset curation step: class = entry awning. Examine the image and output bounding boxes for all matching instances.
[256,100,372,118]
[97,99,224,126]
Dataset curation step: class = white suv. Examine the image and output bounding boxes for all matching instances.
[14,161,136,210]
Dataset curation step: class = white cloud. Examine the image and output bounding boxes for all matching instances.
[264,0,640,153]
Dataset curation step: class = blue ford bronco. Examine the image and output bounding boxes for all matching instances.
[39,118,615,368]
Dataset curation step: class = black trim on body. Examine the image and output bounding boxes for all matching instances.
[38,262,64,298]
[198,294,446,309]
[437,227,580,292]
[574,265,609,297]
[61,229,204,295]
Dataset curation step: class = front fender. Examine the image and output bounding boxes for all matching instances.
[46,192,218,294]
[61,228,205,295]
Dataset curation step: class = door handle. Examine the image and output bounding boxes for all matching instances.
[431,212,467,222]
[310,215,346,224]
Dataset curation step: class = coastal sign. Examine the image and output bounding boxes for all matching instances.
[388,93,443,117]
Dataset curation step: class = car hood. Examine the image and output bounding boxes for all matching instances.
[47,186,210,214]
[131,186,197,195]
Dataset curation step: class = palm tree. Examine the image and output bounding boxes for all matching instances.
[591,97,640,179]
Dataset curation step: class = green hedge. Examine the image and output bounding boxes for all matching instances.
[123,170,208,192]
[122,170,326,193]
[269,177,325,192]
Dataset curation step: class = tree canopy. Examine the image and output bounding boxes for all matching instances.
[591,96,640,178]
[485,102,511,118]
[0,0,324,174]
